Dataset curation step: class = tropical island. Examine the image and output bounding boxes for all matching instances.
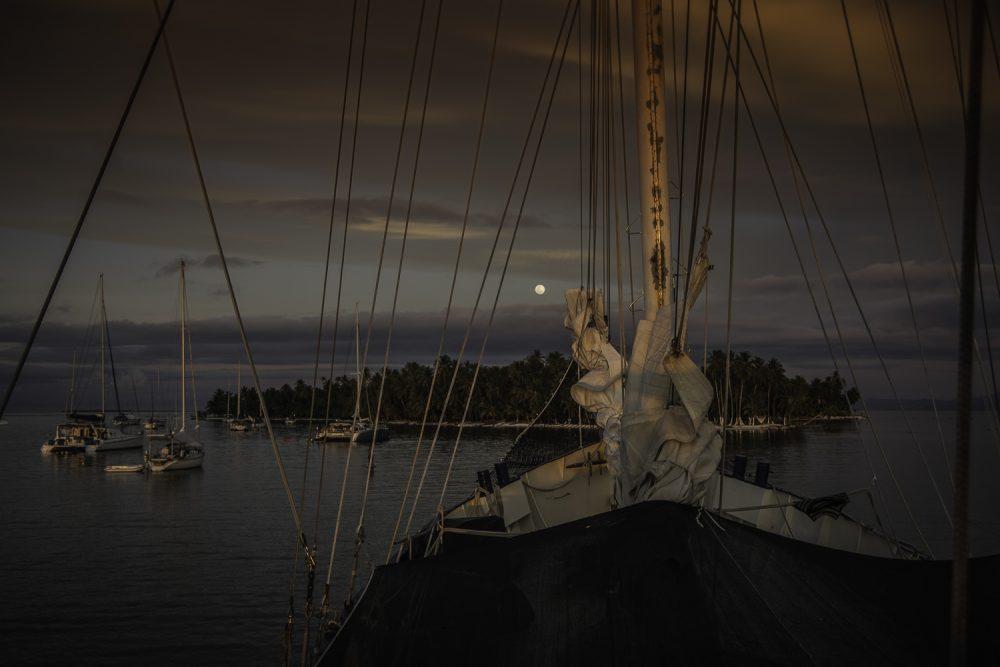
[205,350,858,429]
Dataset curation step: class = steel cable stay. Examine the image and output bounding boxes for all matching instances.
[675,0,693,329]
[0,0,176,423]
[322,0,427,618]
[586,1,599,298]
[718,0,741,511]
[877,0,967,476]
[612,0,637,336]
[320,0,373,624]
[676,0,720,340]
[153,0,310,602]
[384,0,505,566]
[676,2,738,347]
[344,0,446,607]
[607,1,627,364]
[71,282,104,413]
[577,4,586,451]
[716,3,898,545]
[751,0,926,534]
[718,4,936,554]
[433,0,581,518]
[839,0,952,528]
[401,0,579,540]
[99,282,125,418]
[275,0,365,658]
[320,0,420,619]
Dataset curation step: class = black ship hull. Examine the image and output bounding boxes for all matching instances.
[322,500,999,666]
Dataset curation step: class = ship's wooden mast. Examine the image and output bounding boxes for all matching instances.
[630,0,671,326]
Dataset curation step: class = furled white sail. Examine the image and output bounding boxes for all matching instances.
[564,288,624,488]
[620,305,722,507]
[564,286,720,508]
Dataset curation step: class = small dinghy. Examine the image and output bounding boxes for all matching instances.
[105,464,144,473]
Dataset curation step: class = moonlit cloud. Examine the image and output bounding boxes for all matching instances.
[0,0,997,411]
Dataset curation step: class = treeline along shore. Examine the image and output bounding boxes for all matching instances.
[205,350,857,427]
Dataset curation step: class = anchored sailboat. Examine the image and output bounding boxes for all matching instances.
[316,308,390,444]
[40,275,142,454]
[229,357,250,432]
[143,368,164,432]
[146,260,204,472]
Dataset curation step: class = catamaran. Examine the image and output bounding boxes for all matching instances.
[146,260,204,472]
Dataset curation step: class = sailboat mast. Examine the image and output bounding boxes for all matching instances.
[179,260,187,430]
[236,357,241,419]
[630,0,672,325]
[67,351,77,416]
[100,274,106,416]
[354,306,362,422]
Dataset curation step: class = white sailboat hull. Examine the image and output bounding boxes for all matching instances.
[148,451,204,472]
[85,433,144,453]
[352,427,389,444]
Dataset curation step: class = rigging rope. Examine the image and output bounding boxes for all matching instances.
[839,0,952,527]
[403,0,580,540]
[512,358,578,447]
[345,0,441,610]
[99,284,125,417]
[612,0,636,336]
[291,0,364,657]
[311,0,365,646]
[675,0,693,328]
[433,0,581,518]
[0,0,175,423]
[718,4,931,554]
[678,0,720,339]
[385,0,505,565]
[720,1,892,540]
[719,0,741,511]
[154,0,307,555]
[321,0,373,621]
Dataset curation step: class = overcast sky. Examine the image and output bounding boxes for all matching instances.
[1,0,998,411]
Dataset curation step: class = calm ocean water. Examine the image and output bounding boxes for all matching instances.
[1,411,998,664]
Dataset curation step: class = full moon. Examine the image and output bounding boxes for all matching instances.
[534,284,546,295]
